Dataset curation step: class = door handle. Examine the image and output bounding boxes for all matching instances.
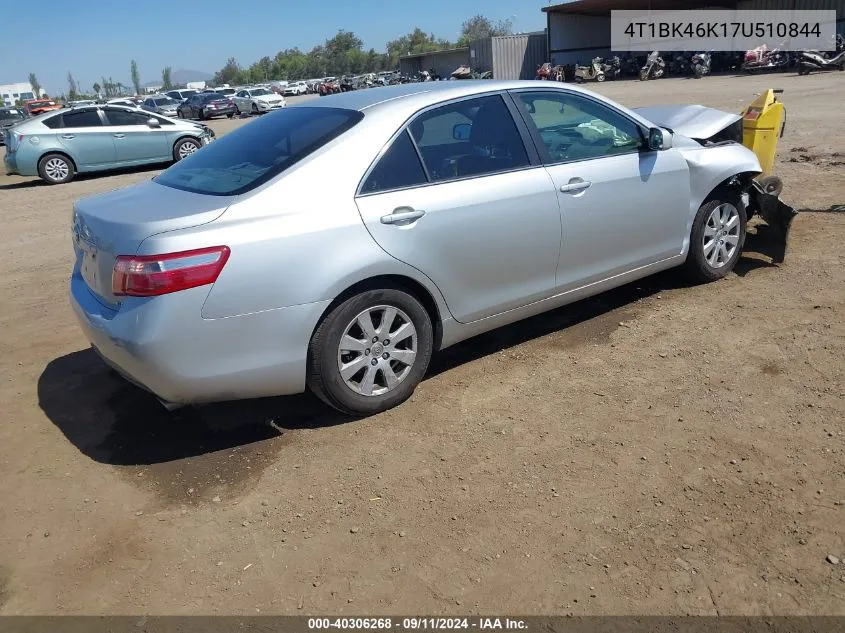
[380,208,426,225]
[61,134,75,140]
[560,180,592,193]
[113,133,126,139]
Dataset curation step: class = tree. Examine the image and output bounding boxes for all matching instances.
[130,59,141,95]
[29,73,41,97]
[93,82,101,96]
[386,28,451,68]
[457,14,513,46]
[213,57,245,86]
[162,66,173,90]
[67,71,78,100]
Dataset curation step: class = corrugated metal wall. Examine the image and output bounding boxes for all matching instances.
[488,33,549,79]
[470,38,494,73]
[549,13,610,52]
[399,49,471,78]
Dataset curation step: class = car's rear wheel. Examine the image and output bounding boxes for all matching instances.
[307,288,434,416]
[684,195,747,282]
[173,137,201,161]
[37,153,75,185]
[251,103,259,115]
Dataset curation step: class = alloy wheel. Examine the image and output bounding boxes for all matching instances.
[703,203,741,268]
[337,305,418,396]
[44,157,69,182]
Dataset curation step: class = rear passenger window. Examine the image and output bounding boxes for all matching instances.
[361,130,428,194]
[61,110,103,128]
[42,115,62,129]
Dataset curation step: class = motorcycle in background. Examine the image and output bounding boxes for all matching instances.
[639,51,666,80]
[797,34,845,74]
[603,56,622,80]
[742,44,791,72]
[691,52,712,78]
[574,57,606,82]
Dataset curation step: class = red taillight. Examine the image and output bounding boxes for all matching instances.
[112,246,230,297]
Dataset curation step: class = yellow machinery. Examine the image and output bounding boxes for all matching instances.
[739,88,796,263]
[741,89,786,195]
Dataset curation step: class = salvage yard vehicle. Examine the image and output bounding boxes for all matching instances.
[177,92,237,120]
[142,95,180,117]
[67,81,795,416]
[4,105,214,184]
[23,98,62,116]
[232,87,286,114]
[0,107,27,144]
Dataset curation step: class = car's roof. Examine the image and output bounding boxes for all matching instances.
[299,79,583,113]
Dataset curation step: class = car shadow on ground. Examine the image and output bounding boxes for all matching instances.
[0,163,166,190]
[37,229,785,467]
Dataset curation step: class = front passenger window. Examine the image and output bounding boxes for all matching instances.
[408,94,529,182]
[514,91,644,164]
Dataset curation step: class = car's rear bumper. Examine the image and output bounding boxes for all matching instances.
[4,152,18,175]
[69,269,330,406]
[205,106,237,117]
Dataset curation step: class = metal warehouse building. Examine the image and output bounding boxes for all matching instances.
[544,0,845,66]
[399,32,549,79]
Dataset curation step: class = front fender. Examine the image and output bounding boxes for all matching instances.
[680,143,763,213]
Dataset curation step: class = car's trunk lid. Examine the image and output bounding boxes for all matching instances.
[72,179,235,308]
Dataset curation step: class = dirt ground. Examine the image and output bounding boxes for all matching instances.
[0,75,843,616]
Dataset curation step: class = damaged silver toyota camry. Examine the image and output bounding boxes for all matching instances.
[69,80,796,416]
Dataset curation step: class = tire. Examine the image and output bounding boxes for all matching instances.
[198,108,205,121]
[639,68,649,81]
[173,137,201,162]
[37,153,75,185]
[684,195,747,283]
[307,288,434,416]
[596,72,606,82]
[251,102,259,115]
[177,109,184,118]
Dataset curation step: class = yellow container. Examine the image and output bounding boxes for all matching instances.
[741,89,786,178]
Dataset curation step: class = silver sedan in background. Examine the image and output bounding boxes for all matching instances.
[69,81,793,416]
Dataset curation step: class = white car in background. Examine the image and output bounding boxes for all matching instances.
[232,87,286,114]
[283,81,308,96]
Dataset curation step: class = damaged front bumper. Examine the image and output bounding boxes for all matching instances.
[746,178,798,264]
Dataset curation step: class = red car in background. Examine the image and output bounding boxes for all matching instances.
[23,98,62,116]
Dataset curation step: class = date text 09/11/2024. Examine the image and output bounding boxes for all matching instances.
[307,618,528,630]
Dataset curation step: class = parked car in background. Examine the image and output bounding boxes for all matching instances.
[142,95,180,117]
[165,89,199,102]
[203,87,237,98]
[107,98,142,108]
[177,92,237,120]
[283,81,308,96]
[23,98,62,116]
[3,104,214,184]
[232,87,286,114]
[68,100,98,108]
[0,107,27,144]
[64,81,791,416]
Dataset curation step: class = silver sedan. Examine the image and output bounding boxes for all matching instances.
[69,80,794,416]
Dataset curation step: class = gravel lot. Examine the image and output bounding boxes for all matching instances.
[0,76,843,615]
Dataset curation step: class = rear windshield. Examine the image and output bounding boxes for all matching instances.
[154,106,364,196]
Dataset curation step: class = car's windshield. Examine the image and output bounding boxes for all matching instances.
[30,100,56,107]
[153,97,177,106]
[203,93,226,101]
[182,90,198,97]
[250,88,271,96]
[154,107,364,196]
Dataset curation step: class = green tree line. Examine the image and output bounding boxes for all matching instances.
[212,15,512,85]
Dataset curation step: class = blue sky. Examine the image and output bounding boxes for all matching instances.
[4,0,547,95]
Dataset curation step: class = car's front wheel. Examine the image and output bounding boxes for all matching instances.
[37,153,75,185]
[684,195,747,282]
[307,288,434,416]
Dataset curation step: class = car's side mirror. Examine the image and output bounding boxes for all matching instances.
[453,122,471,141]
[648,127,672,150]
[147,117,161,128]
